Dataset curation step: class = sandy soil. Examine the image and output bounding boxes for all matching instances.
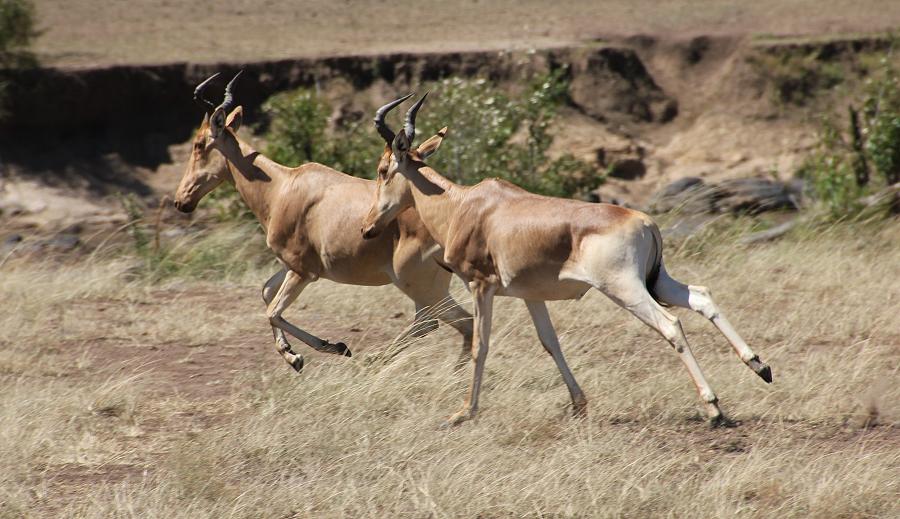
[31,0,900,68]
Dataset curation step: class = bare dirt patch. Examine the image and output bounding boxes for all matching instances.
[30,0,900,68]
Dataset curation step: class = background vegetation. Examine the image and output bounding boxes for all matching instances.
[800,48,900,219]
[0,0,36,119]
[261,69,603,199]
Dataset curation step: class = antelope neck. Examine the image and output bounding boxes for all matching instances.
[404,161,463,248]
[216,129,283,228]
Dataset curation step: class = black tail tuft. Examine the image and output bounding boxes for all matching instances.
[646,223,664,303]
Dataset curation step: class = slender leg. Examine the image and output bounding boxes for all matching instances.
[447,283,495,426]
[390,255,475,368]
[391,295,473,370]
[261,269,303,370]
[408,302,440,338]
[600,282,727,425]
[525,300,587,417]
[266,271,351,371]
[434,297,474,370]
[652,267,772,383]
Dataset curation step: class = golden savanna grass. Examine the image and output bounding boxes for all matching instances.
[1,221,898,517]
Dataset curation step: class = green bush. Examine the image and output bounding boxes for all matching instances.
[260,70,603,200]
[802,50,900,219]
[800,119,864,219]
[262,89,383,178]
[861,56,900,186]
[415,70,602,198]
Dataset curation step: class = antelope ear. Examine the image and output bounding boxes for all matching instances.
[225,106,243,132]
[209,107,227,139]
[415,127,447,159]
[392,129,411,159]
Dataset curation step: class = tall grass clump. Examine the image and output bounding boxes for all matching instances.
[116,193,270,282]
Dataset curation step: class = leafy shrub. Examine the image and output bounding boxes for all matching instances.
[262,89,382,178]
[260,70,603,200]
[800,119,864,219]
[801,50,900,219]
[861,55,900,186]
[415,70,602,198]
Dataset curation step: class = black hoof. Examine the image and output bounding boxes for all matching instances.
[748,357,773,383]
[757,364,773,383]
[290,355,304,373]
[709,414,740,429]
[335,342,351,357]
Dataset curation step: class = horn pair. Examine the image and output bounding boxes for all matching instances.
[374,92,428,145]
[194,70,243,113]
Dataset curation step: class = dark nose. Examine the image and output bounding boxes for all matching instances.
[362,225,379,240]
[173,199,194,213]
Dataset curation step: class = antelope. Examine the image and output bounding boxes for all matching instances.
[174,73,473,371]
[361,94,773,427]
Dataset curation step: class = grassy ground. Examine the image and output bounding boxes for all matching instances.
[30,0,900,67]
[0,220,898,517]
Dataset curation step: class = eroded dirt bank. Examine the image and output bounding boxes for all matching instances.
[0,35,892,227]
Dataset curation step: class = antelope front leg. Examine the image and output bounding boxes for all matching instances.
[447,283,495,426]
[267,271,351,372]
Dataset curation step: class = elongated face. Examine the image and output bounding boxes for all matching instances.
[361,146,413,239]
[173,115,229,213]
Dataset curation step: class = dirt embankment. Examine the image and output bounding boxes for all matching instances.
[0,35,891,227]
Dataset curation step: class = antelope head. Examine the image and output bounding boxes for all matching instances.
[174,72,244,213]
[362,93,444,239]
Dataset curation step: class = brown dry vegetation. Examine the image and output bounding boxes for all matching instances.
[1,220,898,517]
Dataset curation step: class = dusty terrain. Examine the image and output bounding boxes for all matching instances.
[1,221,898,517]
[30,0,900,68]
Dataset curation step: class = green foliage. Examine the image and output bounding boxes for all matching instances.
[861,55,900,186]
[0,0,37,67]
[801,49,900,219]
[260,70,602,201]
[262,89,383,178]
[800,119,864,219]
[416,70,603,198]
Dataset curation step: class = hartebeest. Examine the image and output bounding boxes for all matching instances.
[361,95,772,426]
[174,74,473,371]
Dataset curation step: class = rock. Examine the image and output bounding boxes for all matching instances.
[712,178,797,214]
[649,177,716,214]
[649,177,799,215]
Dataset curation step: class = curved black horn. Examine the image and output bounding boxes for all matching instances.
[219,70,243,113]
[193,72,220,109]
[374,93,414,144]
[404,92,428,141]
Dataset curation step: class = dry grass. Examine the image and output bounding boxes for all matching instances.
[1,221,898,517]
